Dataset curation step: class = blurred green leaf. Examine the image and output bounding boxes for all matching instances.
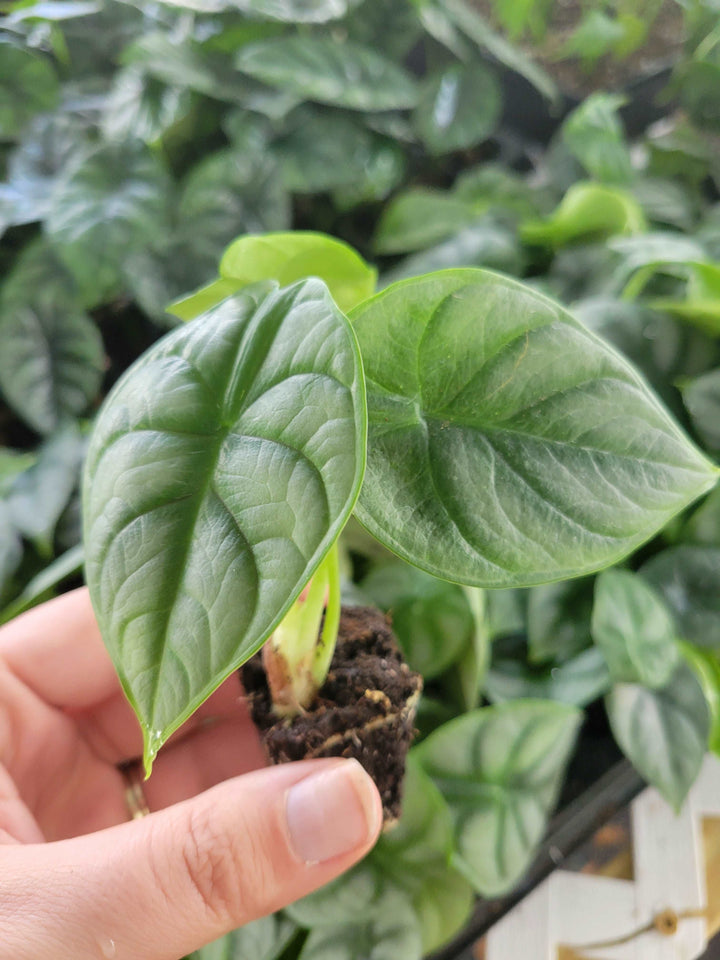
[416,701,581,895]
[0,241,104,434]
[0,44,59,139]
[486,646,610,707]
[642,546,720,648]
[591,569,679,687]
[189,914,298,960]
[361,561,473,678]
[683,368,720,454]
[46,140,171,305]
[373,189,481,254]
[606,663,709,811]
[101,68,193,143]
[235,37,419,112]
[527,578,594,664]
[413,62,501,156]
[0,543,84,626]
[521,182,647,248]
[561,93,633,185]
[681,642,720,755]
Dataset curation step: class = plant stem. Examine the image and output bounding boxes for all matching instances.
[262,542,342,717]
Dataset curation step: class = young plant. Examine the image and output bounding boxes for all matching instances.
[81,231,719,776]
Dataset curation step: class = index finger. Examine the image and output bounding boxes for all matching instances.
[0,588,117,709]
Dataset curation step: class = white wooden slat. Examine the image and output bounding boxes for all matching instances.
[483,757,720,960]
[688,757,720,817]
[484,879,552,960]
[631,790,706,960]
[548,872,639,960]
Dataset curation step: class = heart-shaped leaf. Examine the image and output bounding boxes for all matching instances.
[298,888,421,960]
[591,569,679,687]
[373,190,482,255]
[349,269,718,587]
[606,663,710,811]
[46,140,171,306]
[0,241,104,434]
[83,280,367,767]
[416,701,581,895]
[235,38,419,112]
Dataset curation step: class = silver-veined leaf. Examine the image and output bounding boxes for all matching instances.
[83,280,367,768]
[349,269,718,588]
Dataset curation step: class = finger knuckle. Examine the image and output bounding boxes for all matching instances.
[177,806,242,926]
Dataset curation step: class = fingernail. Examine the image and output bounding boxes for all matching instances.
[286,760,381,864]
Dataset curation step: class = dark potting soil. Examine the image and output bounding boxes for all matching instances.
[241,605,423,822]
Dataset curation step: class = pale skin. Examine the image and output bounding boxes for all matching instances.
[0,588,382,960]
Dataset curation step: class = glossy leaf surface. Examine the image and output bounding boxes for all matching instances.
[416,701,581,895]
[235,38,418,112]
[591,569,679,687]
[350,269,718,587]
[606,663,710,811]
[83,281,366,766]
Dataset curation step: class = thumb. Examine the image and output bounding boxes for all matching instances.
[1,759,382,960]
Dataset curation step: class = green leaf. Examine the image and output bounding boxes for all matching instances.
[438,0,559,104]
[169,279,246,324]
[521,182,646,248]
[606,232,707,299]
[349,269,718,588]
[412,62,501,156]
[1,111,90,228]
[641,546,720,648]
[685,487,720,546]
[176,149,290,278]
[287,862,380,928]
[527,578,594,663]
[46,140,171,306]
[371,758,473,953]
[0,241,104,434]
[561,93,633,185]
[449,586,491,711]
[381,219,522,287]
[606,663,709,811]
[235,38,419,112]
[275,106,405,201]
[556,9,627,68]
[373,190,482,255]
[82,280,367,768]
[361,561,473,678]
[0,544,84,626]
[0,45,59,139]
[7,423,85,555]
[101,67,193,143]
[0,449,36,497]
[486,645,610,707]
[0,503,23,600]
[681,643,720,756]
[298,888,421,960]
[416,701,581,895]
[682,368,720,454]
[591,569,679,687]
[121,32,247,103]
[190,914,298,960]
[230,0,364,21]
[219,232,377,313]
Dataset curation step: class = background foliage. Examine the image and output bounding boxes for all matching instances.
[2,1,720,958]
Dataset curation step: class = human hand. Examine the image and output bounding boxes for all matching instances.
[0,588,382,960]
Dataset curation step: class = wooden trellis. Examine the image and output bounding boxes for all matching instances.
[482,757,720,960]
